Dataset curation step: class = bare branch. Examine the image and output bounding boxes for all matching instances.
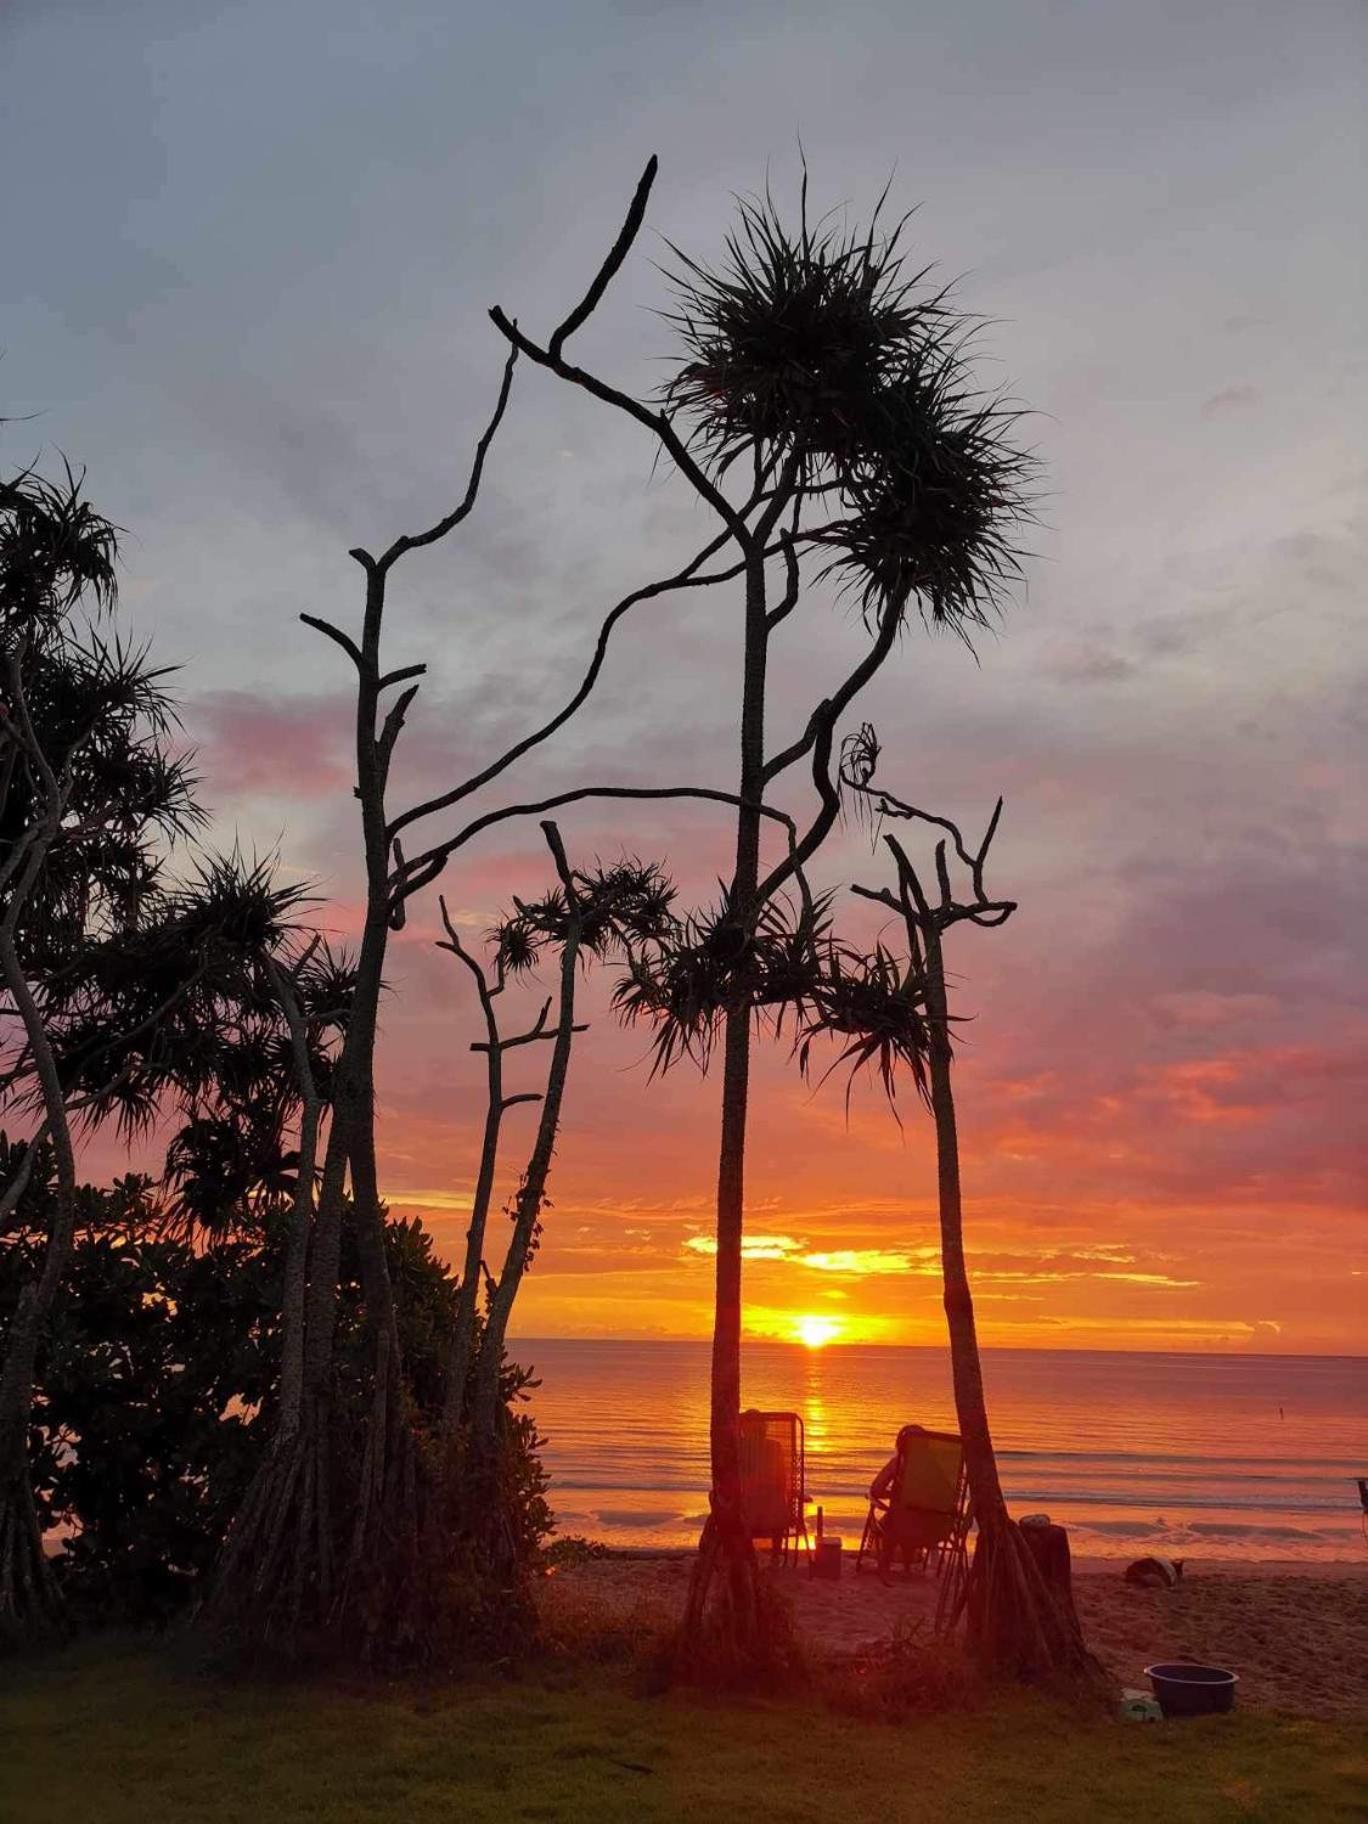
[299,613,364,670]
[934,838,953,911]
[549,155,659,360]
[845,768,1014,926]
[377,683,421,764]
[500,1091,543,1111]
[489,310,751,545]
[850,882,900,914]
[393,784,800,905]
[764,533,800,630]
[376,342,518,567]
[388,530,747,843]
[762,590,903,787]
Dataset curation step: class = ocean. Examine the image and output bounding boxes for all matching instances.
[516,1340,1368,1561]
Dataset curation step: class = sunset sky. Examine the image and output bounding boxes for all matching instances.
[7,0,1364,1353]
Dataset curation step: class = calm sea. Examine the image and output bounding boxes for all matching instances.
[516,1341,1368,1562]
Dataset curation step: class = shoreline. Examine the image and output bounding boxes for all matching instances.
[588,1544,1368,1576]
[541,1552,1367,1719]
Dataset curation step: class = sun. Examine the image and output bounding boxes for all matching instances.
[792,1313,842,1349]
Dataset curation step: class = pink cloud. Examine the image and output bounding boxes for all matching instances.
[190,690,353,805]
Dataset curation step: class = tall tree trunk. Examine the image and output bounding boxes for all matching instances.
[922,922,1090,1680]
[206,960,334,1647]
[0,922,76,1642]
[472,914,582,1447]
[207,563,406,1654]
[921,926,1009,1536]
[265,956,323,1439]
[679,543,799,1680]
[442,962,510,1440]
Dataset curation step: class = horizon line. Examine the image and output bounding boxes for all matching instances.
[509,1336,1368,1361]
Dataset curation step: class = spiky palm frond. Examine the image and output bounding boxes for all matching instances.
[817,346,1037,639]
[0,459,120,634]
[660,180,947,483]
[796,941,933,1113]
[611,888,836,1077]
[492,857,678,979]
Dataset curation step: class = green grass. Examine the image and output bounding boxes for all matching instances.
[0,1641,1363,1824]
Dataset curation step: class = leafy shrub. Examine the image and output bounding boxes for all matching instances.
[0,1154,553,1628]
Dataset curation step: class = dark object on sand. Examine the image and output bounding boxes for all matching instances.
[1145,1661,1239,1717]
[813,1536,843,1581]
[1355,1477,1368,1546]
[1020,1519,1075,1604]
[1125,1556,1186,1588]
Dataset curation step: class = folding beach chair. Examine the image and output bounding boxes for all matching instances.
[856,1425,970,1583]
[738,1409,810,1563]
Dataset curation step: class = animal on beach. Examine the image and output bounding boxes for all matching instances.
[1123,1555,1185,1588]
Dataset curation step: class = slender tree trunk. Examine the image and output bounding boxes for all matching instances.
[331,552,416,1639]
[707,547,767,1533]
[922,923,1089,1680]
[0,922,77,1642]
[442,980,508,1439]
[922,928,1009,1533]
[472,923,581,1445]
[205,961,334,1645]
[206,567,403,1653]
[679,540,801,1678]
[265,957,323,1439]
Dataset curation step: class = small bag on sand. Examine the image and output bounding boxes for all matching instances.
[1123,1556,1185,1588]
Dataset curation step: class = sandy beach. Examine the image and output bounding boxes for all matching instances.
[540,1553,1368,1720]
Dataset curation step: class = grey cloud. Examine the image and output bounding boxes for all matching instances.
[1200,385,1260,418]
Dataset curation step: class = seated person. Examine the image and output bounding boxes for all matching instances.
[868,1424,932,1573]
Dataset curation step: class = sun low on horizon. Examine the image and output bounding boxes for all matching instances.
[792,1314,844,1350]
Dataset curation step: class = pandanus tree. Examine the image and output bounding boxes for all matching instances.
[0,460,200,1639]
[0,459,329,1641]
[435,830,675,1620]
[161,927,353,1244]
[0,847,331,1643]
[205,327,770,1662]
[439,834,674,1444]
[836,727,1091,1679]
[492,157,1033,1674]
[207,178,862,1663]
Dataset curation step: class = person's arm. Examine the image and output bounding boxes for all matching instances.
[870,1456,897,1503]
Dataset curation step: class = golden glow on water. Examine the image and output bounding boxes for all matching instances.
[521,1341,1368,1559]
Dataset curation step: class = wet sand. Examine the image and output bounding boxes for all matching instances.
[540,1554,1368,1720]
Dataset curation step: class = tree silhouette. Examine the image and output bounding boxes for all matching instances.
[492,157,1034,1676]
[837,727,1092,1679]
[0,458,322,1639]
[208,201,839,1663]
[0,461,190,1639]
[435,830,674,1633]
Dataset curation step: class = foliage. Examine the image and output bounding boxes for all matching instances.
[0,1157,551,1626]
[814,346,1036,636]
[0,459,118,634]
[661,180,946,483]
[661,173,1035,638]
[160,917,354,1238]
[491,857,676,976]
[613,888,932,1108]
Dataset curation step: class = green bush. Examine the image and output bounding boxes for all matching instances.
[0,1153,552,1627]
